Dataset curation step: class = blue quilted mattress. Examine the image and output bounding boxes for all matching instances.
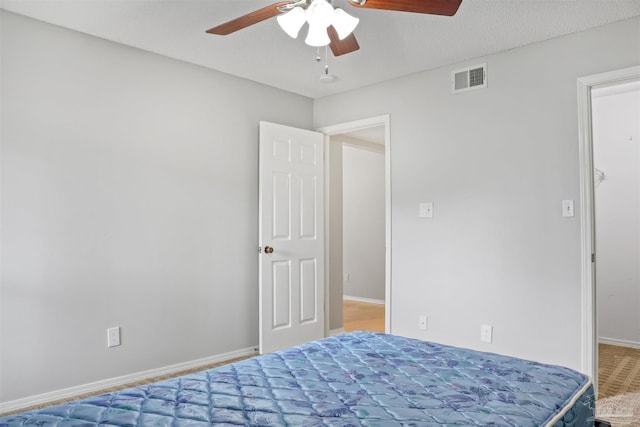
[0,331,594,426]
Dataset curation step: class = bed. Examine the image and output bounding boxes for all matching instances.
[0,331,594,426]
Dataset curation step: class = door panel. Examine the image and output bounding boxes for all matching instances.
[259,121,324,354]
[272,172,291,240]
[299,258,317,324]
[272,260,291,329]
[300,175,317,239]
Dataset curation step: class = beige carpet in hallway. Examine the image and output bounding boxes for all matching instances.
[596,343,640,426]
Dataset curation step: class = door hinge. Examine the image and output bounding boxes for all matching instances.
[591,253,595,263]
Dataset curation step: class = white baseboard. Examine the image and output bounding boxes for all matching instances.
[343,295,385,305]
[0,346,258,415]
[329,328,345,336]
[598,337,640,349]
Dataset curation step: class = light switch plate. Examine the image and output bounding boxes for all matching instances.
[419,315,427,331]
[562,200,575,217]
[419,202,434,218]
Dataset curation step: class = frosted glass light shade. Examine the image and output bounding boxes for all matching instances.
[306,0,334,27]
[276,7,306,38]
[333,8,359,40]
[305,22,331,46]
[304,0,334,47]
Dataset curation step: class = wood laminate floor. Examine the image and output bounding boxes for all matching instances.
[343,299,385,333]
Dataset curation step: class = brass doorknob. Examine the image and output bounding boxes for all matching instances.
[264,246,274,254]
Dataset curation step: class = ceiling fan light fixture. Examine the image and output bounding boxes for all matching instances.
[332,8,359,40]
[276,6,306,38]
[208,0,462,57]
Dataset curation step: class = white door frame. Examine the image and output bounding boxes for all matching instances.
[577,65,640,385]
[318,115,392,334]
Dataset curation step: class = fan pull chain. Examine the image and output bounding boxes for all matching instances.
[324,45,329,75]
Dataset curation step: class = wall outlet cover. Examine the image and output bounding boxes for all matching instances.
[107,326,121,347]
[480,324,493,343]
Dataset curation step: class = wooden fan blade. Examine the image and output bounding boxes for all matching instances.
[206,2,293,35]
[349,0,462,16]
[328,26,360,56]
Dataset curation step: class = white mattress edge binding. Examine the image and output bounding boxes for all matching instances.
[544,378,593,427]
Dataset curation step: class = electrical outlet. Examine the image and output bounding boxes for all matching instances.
[107,326,121,347]
[419,315,428,330]
[344,273,350,282]
[480,324,493,343]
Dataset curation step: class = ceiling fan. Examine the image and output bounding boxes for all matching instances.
[206,0,463,57]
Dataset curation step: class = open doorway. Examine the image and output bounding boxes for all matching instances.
[319,116,390,336]
[577,65,640,424]
[340,129,386,333]
[592,79,640,422]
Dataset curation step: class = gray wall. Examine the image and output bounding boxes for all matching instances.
[314,17,640,371]
[593,83,640,347]
[343,142,385,301]
[0,11,312,402]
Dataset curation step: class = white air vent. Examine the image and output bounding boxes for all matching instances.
[451,64,487,94]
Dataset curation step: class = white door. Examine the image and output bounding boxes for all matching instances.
[259,121,325,354]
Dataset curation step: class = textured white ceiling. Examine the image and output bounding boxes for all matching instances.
[2,0,640,99]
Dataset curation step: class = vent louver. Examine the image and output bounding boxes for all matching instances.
[452,64,487,94]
